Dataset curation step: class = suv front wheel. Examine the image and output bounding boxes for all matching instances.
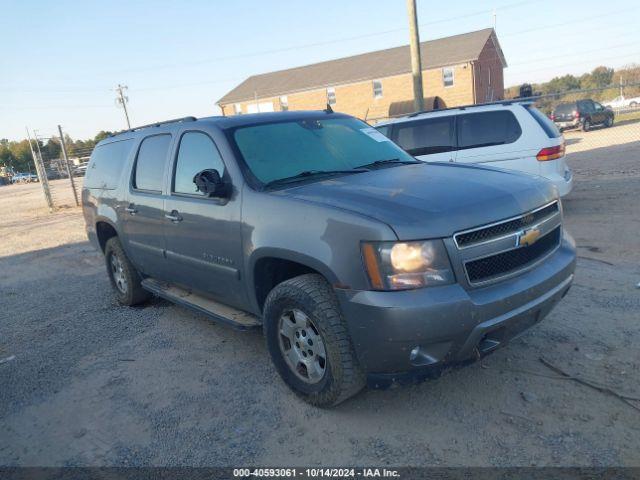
[263,274,365,407]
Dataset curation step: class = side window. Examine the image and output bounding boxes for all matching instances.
[133,134,172,192]
[394,117,454,156]
[578,100,593,113]
[85,139,134,190]
[525,106,561,138]
[457,110,522,150]
[374,124,391,138]
[173,131,225,196]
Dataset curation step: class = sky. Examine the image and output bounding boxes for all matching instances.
[1,0,639,141]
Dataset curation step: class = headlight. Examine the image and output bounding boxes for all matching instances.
[362,239,455,290]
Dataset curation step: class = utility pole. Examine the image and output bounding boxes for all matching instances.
[58,125,79,206]
[115,84,131,129]
[493,9,497,31]
[26,127,54,211]
[406,0,424,112]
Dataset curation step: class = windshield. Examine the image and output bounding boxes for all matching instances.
[231,117,417,186]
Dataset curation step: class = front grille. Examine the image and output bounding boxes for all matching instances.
[455,202,559,248]
[465,227,561,284]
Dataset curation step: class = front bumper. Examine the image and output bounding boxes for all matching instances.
[335,232,576,386]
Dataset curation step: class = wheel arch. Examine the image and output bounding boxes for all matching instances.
[95,218,119,252]
[249,248,338,313]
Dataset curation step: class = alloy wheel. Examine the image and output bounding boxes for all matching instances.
[110,253,128,294]
[278,308,327,384]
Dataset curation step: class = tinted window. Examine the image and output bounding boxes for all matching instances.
[84,139,134,190]
[525,106,561,138]
[133,135,171,192]
[457,111,522,150]
[173,132,225,195]
[393,117,454,156]
[232,117,416,185]
[375,124,391,137]
[554,103,576,115]
[578,100,594,113]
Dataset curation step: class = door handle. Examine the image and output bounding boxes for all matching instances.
[124,205,138,215]
[164,210,183,223]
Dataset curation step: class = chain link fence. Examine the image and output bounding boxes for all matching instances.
[24,127,87,210]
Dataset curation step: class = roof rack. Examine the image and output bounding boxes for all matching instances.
[407,98,535,118]
[111,116,197,136]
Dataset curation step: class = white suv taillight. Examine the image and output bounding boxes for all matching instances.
[537,143,565,161]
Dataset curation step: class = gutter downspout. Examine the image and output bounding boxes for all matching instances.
[471,61,477,104]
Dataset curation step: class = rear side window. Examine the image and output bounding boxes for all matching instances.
[84,139,134,190]
[393,117,454,156]
[133,134,172,192]
[578,100,594,113]
[457,111,521,150]
[173,132,226,196]
[525,106,561,138]
[375,125,391,137]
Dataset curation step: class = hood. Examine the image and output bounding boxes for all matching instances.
[278,163,557,240]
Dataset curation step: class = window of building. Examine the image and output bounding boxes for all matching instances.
[327,87,336,105]
[443,67,454,87]
[373,80,383,99]
[234,103,242,115]
[393,117,455,156]
[173,132,226,196]
[488,67,492,86]
[133,134,172,192]
[279,96,289,111]
[456,111,522,150]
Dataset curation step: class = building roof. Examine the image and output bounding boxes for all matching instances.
[218,28,505,105]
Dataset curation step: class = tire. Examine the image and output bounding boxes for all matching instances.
[630,101,638,108]
[605,116,614,128]
[582,119,591,132]
[263,274,365,407]
[104,236,150,306]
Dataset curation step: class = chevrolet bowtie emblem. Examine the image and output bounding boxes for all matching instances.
[517,228,541,247]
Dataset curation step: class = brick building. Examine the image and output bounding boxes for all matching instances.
[217,28,506,121]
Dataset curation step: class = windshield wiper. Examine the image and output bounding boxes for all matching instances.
[354,158,421,170]
[263,169,368,189]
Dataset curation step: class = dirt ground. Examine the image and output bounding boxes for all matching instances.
[1,121,639,467]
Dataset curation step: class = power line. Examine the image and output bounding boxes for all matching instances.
[98,0,541,76]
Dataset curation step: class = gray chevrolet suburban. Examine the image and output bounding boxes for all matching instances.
[83,111,576,406]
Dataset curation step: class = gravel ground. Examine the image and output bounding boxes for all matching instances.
[0,121,639,467]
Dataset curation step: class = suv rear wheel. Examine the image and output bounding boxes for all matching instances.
[605,116,614,128]
[104,237,150,306]
[263,274,365,407]
[582,119,591,132]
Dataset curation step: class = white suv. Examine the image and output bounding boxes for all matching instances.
[375,102,573,197]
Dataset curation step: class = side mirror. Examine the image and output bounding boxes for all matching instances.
[193,169,230,198]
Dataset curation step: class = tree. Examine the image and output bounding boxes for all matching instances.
[543,74,580,94]
[581,66,614,90]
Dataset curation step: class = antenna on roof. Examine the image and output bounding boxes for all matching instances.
[324,103,334,114]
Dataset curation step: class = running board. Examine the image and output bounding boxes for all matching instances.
[141,278,261,331]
